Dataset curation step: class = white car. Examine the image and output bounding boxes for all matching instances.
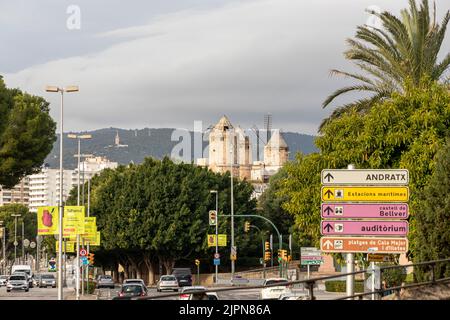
[179,286,219,300]
[0,275,8,287]
[157,275,179,292]
[279,293,308,300]
[260,278,291,300]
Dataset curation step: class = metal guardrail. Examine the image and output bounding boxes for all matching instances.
[108,258,450,300]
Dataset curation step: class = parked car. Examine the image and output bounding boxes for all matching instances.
[6,274,29,292]
[116,284,147,298]
[179,286,219,300]
[157,275,179,292]
[260,278,291,300]
[0,275,8,287]
[97,275,115,289]
[39,274,56,288]
[172,268,192,287]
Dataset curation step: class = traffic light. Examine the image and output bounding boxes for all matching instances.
[277,249,282,262]
[244,221,250,232]
[195,259,200,266]
[282,250,287,261]
[265,241,270,251]
[287,255,292,262]
[264,251,271,262]
[88,253,95,265]
[209,210,217,226]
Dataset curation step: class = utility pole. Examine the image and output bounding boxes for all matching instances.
[210,190,219,284]
[22,220,24,264]
[230,129,235,279]
[346,164,355,299]
[12,214,21,264]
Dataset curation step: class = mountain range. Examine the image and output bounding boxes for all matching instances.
[44,128,318,169]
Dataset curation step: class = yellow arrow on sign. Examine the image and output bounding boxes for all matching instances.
[321,186,409,202]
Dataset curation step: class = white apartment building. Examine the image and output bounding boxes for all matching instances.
[72,156,118,186]
[28,168,75,212]
[0,177,30,206]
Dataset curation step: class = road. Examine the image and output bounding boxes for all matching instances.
[0,286,73,300]
[97,285,347,300]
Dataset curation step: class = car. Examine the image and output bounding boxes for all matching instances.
[123,279,147,294]
[97,275,115,289]
[34,274,42,287]
[6,274,29,292]
[12,265,34,288]
[157,275,179,292]
[0,275,8,287]
[260,278,291,300]
[172,268,192,287]
[116,284,147,298]
[178,286,219,300]
[279,293,308,300]
[39,274,56,288]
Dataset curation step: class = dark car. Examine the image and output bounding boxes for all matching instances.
[172,268,192,287]
[116,284,147,298]
[39,274,56,288]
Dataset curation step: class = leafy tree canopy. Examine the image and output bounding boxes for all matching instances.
[0,76,56,188]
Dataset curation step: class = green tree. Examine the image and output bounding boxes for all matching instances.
[414,138,450,280]
[0,204,37,262]
[258,168,293,236]
[0,76,57,188]
[322,0,450,128]
[67,157,257,282]
[280,79,450,259]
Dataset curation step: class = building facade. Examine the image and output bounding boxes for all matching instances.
[0,177,30,207]
[197,115,289,183]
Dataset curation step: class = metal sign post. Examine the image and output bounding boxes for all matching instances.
[346,164,355,300]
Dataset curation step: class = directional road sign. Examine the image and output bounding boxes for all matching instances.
[320,237,408,253]
[321,169,409,185]
[213,258,220,266]
[321,186,409,202]
[367,254,393,263]
[301,247,323,265]
[321,220,409,236]
[321,203,409,219]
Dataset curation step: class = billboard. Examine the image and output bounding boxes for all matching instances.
[37,206,59,235]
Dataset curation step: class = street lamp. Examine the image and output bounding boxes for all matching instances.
[45,85,79,301]
[67,134,91,300]
[0,221,5,274]
[210,190,218,283]
[11,214,21,264]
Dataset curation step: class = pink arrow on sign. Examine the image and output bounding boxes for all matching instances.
[321,203,409,219]
[321,220,408,236]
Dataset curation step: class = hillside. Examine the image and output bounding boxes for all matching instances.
[44,128,318,169]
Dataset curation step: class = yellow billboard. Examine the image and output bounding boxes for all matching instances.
[321,186,409,202]
[207,234,227,247]
[37,206,59,235]
[56,241,75,253]
[63,206,85,237]
[82,217,97,237]
[83,231,100,246]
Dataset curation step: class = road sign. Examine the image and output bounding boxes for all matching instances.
[321,220,408,236]
[320,237,408,253]
[321,169,409,185]
[207,234,227,247]
[80,248,87,256]
[30,242,36,249]
[301,247,323,265]
[13,241,18,246]
[321,203,409,219]
[81,256,89,265]
[213,258,220,266]
[214,253,220,259]
[367,254,393,263]
[321,186,409,202]
[230,246,237,261]
[23,239,30,248]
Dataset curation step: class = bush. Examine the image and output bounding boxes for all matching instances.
[325,280,365,293]
[380,265,407,287]
[79,281,96,294]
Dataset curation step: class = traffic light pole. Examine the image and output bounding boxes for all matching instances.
[219,214,282,276]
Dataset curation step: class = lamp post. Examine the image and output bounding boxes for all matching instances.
[67,134,91,300]
[210,190,218,283]
[45,85,79,301]
[11,214,21,264]
[0,221,5,274]
[229,129,235,279]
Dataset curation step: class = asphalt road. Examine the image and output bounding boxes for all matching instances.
[0,286,73,300]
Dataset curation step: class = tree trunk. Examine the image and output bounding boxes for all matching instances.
[162,257,175,275]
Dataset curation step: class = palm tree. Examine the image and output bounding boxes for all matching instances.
[321,0,450,130]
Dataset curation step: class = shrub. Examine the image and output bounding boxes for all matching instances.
[325,280,364,292]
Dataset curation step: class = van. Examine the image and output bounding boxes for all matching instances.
[11,265,33,288]
[172,268,192,287]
